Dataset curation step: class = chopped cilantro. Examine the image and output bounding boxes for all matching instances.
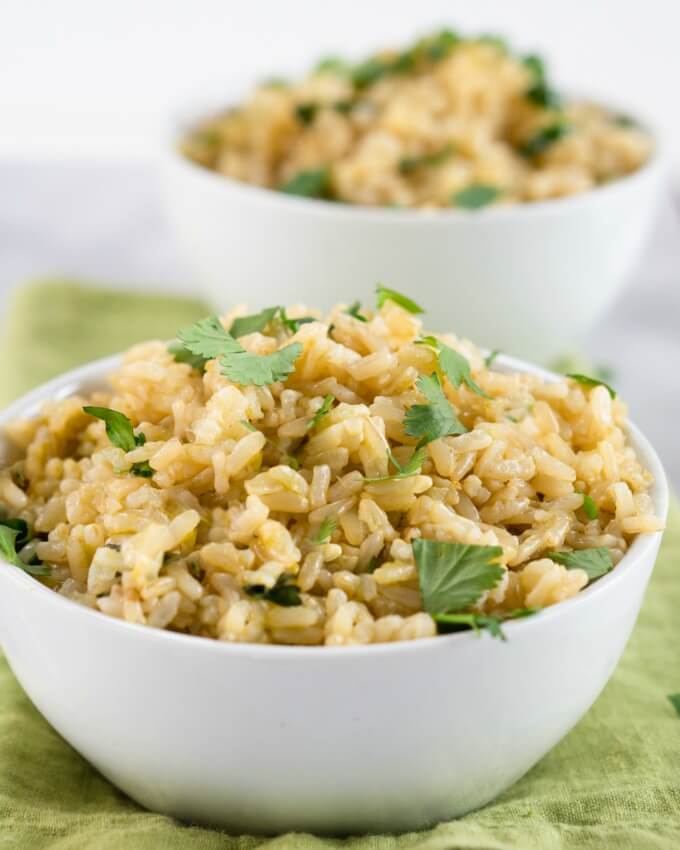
[580,493,599,520]
[520,122,571,158]
[403,373,467,446]
[484,349,501,368]
[527,82,561,109]
[453,184,501,209]
[295,102,319,125]
[279,307,315,333]
[668,694,680,717]
[245,575,302,606]
[230,306,280,338]
[280,168,332,199]
[547,547,613,581]
[365,444,429,483]
[0,522,50,577]
[375,285,424,314]
[413,539,504,615]
[315,57,351,76]
[83,406,143,453]
[434,607,540,639]
[566,373,617,399]
[399,144,455,175]
[352,57,393,88]
[177,315,302,386]
[168,340,208,372]
[307,394,334,431]
[418,337,490,399]
[309,516,337,546]
[346,301,368,322]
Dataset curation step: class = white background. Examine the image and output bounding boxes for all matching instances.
[1,0,679,163]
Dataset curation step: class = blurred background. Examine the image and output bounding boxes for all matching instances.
[0,0,679,479]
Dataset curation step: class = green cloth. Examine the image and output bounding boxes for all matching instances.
[1,281,679,849]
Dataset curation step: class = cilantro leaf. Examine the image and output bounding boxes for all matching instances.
[399,144,455,175]
[280,168,332,199]
[419,337,490,399]
[520,122,571,158]
[452,184,501,209]
[131,461,154,478]
[346,301,368,322]
[413,539,504,615]
[0,523,50,577]
[484,349,501,368]
[309,516,337,545]
[580,493,599,520]
[566,373,617,399]
[295,102,319,125]
[279,307,315,333]
[527,82,561,109]
[230,306,280,338]
[307,394,334,431]
[168,340,208,371]
[547,547,613,581]
[375,285,424,314]
[178,315,234,359]
[434,607,540,640]
[220,342,303,386]
[364,444,429,483]
[245,575,302,606]
[83,406,141,453]
[404,373,467,445]
[668,694,680,718]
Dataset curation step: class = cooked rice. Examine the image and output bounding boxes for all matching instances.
[0,300,662,646]
[181,31,652,207]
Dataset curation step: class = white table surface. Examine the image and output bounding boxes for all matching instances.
[1,158,679,488]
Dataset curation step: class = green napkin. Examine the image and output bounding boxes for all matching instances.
[1,281,679,850]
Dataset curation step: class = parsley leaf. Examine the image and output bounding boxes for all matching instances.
[230,306,280,338]
[413,539,504,615]
[177,315,303,386]
[580,493,599,520]
[566,373,617,399]
[668,693,680,718]
[375,285,424,314]
[399,144,455,175]
[404,373,467,445]
[245,575,302,606]
[280,168,332,199]
[520,122,571,158]
[484,349,501,368]
[419,337,490,399]
[309,516,337,545]
[434,607,540,640]
[547,547,613,581]
[168,340,208,371]
[346,301,368,322]
[0,523,50,577]
[307,394,334,431]
[83,406,153,478]
[452,184,501,209]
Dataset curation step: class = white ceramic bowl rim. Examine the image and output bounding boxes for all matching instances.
[0,352,669,658]
[164,93,667,224]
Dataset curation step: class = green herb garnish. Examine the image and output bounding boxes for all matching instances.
[580,493,599,520]
[413,539,504,616]
[399,144,455,175]
[346,301,368,322]
[352,57,393,88]
[309,516,337,546]
[315,57,352,76]
[484,349,501,368]
[280,168,332,199]
[83,406,153,478]
[434,607,540,640]
[404,373,467,446]
[452,184,501,209]
[295,102,319,125]
[177,316,302,386]
[547,547,613,581]
[245,574,302,606]
[566,373,617,399]
[0,522,50,576]
[668,694,680,717]
[168,340,208,372]
[375,285,424,314]
[307,394,334,431]
[365,444,429,483]
[279,307,316,333]
[418,337,490,399]
[520,122,570,158]
[230,306,280,338]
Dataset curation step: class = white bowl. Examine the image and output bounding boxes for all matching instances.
[159,105,665,364]
[0,353,668,834]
